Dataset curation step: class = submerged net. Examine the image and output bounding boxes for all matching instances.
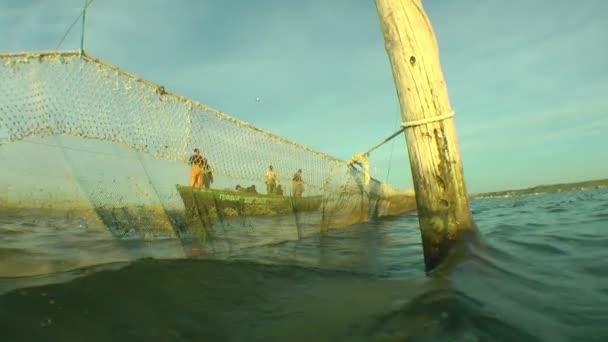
[0,51,415,257]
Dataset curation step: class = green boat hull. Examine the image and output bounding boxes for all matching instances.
[175,185,323,220]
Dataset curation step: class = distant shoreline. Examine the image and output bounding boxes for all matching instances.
[471,178,608,199]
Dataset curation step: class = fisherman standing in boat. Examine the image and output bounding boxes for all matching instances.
[265,165,277,195]
[203,159,213,189]
[292,169,304,197]
[188,148,205,189]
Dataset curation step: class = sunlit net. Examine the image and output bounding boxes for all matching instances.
[0,51,415,254]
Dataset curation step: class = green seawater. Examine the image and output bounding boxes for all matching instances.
[1,190,607,341]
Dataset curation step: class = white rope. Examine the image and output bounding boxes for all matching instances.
[349,110,456,182]
[401,110,455,128]
[357,110,456,159]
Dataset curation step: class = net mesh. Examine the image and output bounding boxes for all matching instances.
[0,51,415,255]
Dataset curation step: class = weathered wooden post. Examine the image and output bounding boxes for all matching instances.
[374,0,479,272]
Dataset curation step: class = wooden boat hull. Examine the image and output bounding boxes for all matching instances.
[175,185,323,220]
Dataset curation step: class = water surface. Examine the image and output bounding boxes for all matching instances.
[1,190,607,341]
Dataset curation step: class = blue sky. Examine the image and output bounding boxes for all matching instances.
[1,0,607,193]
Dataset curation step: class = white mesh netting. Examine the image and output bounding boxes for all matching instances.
[0,51,415,255]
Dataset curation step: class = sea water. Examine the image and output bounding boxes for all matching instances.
[1,189,607,341]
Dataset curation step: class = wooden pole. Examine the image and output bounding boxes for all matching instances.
[374,0,479,272]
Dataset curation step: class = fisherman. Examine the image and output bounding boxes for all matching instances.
[188,148,205,189]
[264,165,277,195]
[203,159,213,189]
[292,169,304,197]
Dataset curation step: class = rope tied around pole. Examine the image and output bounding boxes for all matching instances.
[355,110,456,158]
[349,110,456,182]
[401,110,455,128]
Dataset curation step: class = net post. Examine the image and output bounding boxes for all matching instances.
[79,0,88,55]
[374,0,479,273]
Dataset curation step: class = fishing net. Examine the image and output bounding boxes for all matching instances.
[0,51,415,256]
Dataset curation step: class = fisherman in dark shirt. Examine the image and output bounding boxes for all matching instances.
[188,148,205,189]
[203,160,213,189]
[292,169,304,197]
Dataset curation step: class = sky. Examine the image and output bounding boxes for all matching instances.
[1,0,607,193]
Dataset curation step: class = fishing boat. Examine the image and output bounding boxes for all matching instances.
[175,185,323,221]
